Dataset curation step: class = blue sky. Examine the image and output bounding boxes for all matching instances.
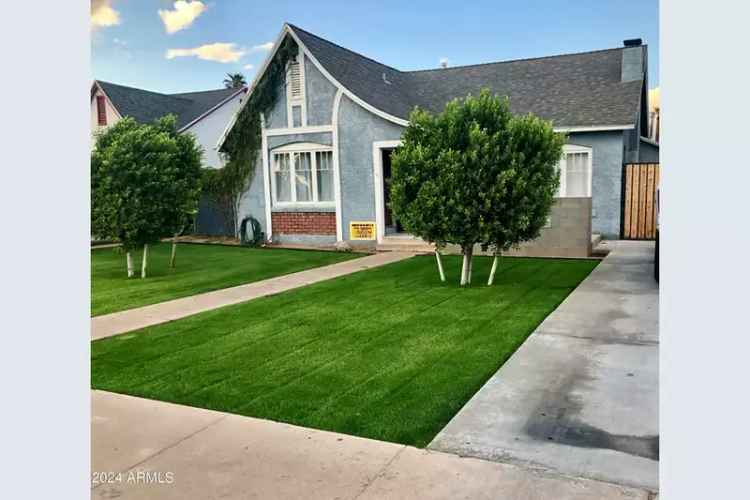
[92,0,659,94]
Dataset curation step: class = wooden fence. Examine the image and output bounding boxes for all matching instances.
[622,163,660,240]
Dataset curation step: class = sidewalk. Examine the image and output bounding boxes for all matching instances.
[91,390,650,499]
[91,251,413,340]
[429,241,659,491]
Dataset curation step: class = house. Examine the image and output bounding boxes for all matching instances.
[91,80,246,169]
[217,24,657,253]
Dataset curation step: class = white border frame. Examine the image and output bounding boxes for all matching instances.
[558,144,593,198]
[372,139,403,244]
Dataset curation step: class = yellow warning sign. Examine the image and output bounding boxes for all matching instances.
[349,221,376,240]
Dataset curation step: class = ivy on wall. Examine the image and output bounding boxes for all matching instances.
[202,35,299,236]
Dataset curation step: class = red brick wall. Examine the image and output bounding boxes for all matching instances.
[272,212,336,235]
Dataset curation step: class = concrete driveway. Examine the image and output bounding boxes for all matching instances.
[429,241,659,492]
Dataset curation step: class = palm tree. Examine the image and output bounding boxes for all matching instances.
[223,73,246,89]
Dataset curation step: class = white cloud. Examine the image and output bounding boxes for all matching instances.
[439,57,449,68]
[166,43,246,63]
[243,64,254,70]
[158,1,207,34]
[251,42,274,53]
[91,0,120,30]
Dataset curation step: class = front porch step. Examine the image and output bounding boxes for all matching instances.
[591,233,602,248]
[376,237,435,254]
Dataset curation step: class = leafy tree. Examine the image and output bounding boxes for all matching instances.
[91,115,203,278]
[482,113,564,284]
[223,72,247,89]
[390,90,564,286]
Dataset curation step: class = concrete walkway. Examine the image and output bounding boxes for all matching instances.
[429,241,658,492]
[92,251,413,340]
[91,390,650,499]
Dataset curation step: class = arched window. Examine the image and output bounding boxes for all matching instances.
[270,142,334,206]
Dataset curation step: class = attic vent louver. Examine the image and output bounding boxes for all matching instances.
[289,61,302,99]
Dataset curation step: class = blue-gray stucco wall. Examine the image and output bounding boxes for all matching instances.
[337,95,405,242]
[568,131,625,239]
[305,57,336,126]
[639,140,659,162]
[237,153,268,237]
[266,80,287,129]
[621,46,644,82]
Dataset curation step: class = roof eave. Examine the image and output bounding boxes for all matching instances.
[553,124,635,133]
[178,87,247,133]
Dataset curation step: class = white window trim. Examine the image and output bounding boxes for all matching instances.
[265,125,332,136]
[372,140,403,244]
[286,51,307,128]
[331,89,344,241]
[558,144,593,198]
[270,142,334,208]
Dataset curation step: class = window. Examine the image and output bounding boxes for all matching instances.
[96,95,107,126]
[274,153,291,202]
[286,53,306,128]
[316,151,333,201]
[288,61,302,99]
[271,144,334,205]
[294,152,313,201]
[557,145,592,197]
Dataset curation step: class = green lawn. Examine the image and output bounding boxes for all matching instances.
[92,255,597,447]
[91,243,362,316]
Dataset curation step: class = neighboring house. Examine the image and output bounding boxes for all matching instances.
[91,80,246,168]
[217,24,658,250]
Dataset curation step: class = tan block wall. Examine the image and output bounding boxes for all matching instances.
[443,198,592,258]
[504,197,592,257]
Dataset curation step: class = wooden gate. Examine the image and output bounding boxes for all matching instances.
[622,163,660,240]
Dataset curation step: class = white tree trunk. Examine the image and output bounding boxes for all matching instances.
[126,252,134,278]
[141,244,149,279]
[233,194,241,238]
[435,250,446,282]
[170,237,177,268]
[460,251,469,286]
[487,252,500,285]
[467,248,473,285]
[460,247,473,287]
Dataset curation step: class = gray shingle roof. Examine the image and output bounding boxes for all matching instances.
[289,24,643,128]
[95,81,242,130]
